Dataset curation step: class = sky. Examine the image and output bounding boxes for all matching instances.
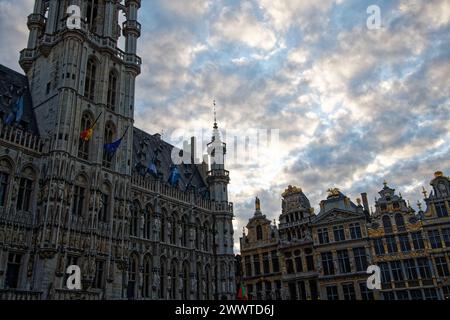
[0,0,449,252]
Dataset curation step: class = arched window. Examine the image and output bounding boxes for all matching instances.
[143,256,152,299]
[103,122,116,168]
[107,70,118,111]
[98,183,111,223]
[86,0,99,32]
[382,215,393,234]
[0,158,12,207]
[84,57,97,101]
[130,201,140,237]
[182,262,190,300]
[160,209,166,242]
[170,260,177,300]
[394,213,406,232]
[195,219,201,250]
[16,167,36,213]
[196,263,202,299]
[170,213,177,245]
[159,257,166,299]
[205,265,211,300]
[203,222,209,251]
[181,215,188,247]
[127,254,138,299]
[144,204,152,240]
[72,175,88,217]
[256,225,263,240]
[78,112,93,160]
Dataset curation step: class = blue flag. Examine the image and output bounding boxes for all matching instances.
[168,165,180,187]
[147,161,158,176]
[104,138,123,155]
[4,95,24,125]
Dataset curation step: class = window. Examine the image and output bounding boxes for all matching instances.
[86,0,99,32]
[359,282,374,300]
[337,250,351,274]
[353,247,368,272]
[195,221,201,250]
[435,201,448,217]
[143,257,151,298]
[396,290,409,300]
[295,256,303,273]
[0,171,9,207]
[107,71,118,110]
[424,288,438,300]
[99,189,109,223]
[78,112,93,160]
[253,255,261,275]
[410,289,423,300]
[297,281,306,300]
[271,251,279,273]
[16,177,33,212]
[417,258,432,279]
[93,260,104,289]
[326,286,339,300]
[143,205,152,240]
[256,225,263,240]
[379,262,391,284]
[404,259,418,280]
[442,228,450,247]
[374,238,385,255]
[263,253,270,274]
[127,255,137,299]
[382,215,393,234]
[84,58,97,100]
[390,261,404,281]
[411,232,425,250]
[181,216,188,247]
[382,292,395,300]
[399,234,411,252]
[102,122,115,168]
[318,228,329,244]
[171,215,177,245]
[386,236,398,253]
[244,256,252,276]
[394,213,406,232]
[333,225,345,242]
[342,283,356,300]
[321,252,334,275]
[159,259,166,299]
[203,222,209,251]
[443,286,450,300]
[72,185,86,216]
[130,201,139,237]
[428,230,442,249]
[286,259,294,274]
[306,254,314,271]
[435,257,450,277]
[5,253,22,289]
[349,223,362,239]
[160,212,166,242]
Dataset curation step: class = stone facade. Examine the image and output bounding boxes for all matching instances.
[238,172,450,300]
[0,0,235,300]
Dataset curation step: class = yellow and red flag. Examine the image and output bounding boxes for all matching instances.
[80,113,102,142]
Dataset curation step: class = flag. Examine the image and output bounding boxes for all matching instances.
[103,126,129,156]
[168,165,180,187]
[80,112,102,142]
[4,94,24,125]
[238,282,248,300]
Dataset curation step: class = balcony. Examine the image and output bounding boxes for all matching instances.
[19,49,36,72]
[0,122,44,154]
[122,20,141,37]
[0,290,42,300]
[27,13,46,28]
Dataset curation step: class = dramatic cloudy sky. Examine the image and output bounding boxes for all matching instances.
[1,0,449,252]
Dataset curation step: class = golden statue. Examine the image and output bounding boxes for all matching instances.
[255,196,261,211]
[327,188,340,197]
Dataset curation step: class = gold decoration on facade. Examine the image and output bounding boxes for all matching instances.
[327,188,340,197]
[368,228,384,237]
[282,185,303,197]
[434,171,443,178]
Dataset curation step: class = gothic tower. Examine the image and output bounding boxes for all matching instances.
[19,0,141,299]
[206,117,235,299]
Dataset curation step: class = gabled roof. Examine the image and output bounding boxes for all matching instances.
[0,64,38,134]
[312,191,366,225]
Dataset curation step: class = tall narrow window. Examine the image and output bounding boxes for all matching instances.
[130,201,139,237]
[103,122,115,168]
[321,252,334,275]
[182,263,189,300]
[86,0,99,32]
[333,225,345,241]
[159,258,166,299]
[143,257,151,298]
[84,58,97,101]
[127,255,137,299]
[349,223,362,239]
[72,176,87,217]
[99,185,110,223]
[0,171,9,207]
[337,250,351,274]
[171,214,177,245]
[5,253,22,289]
[107,71,118,111]
[16,177,33,212]
[203,222,209,251]
[144,205,152,240]
[256,225,263,240]
[93,260,104,289]
[181,216,188,247]
[78,112,93,160]
[160,211,166,242]
[395,214,406,232]
[195,219,201,249]
[382,215,393,234]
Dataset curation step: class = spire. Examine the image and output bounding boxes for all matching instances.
[213,99,218,129]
